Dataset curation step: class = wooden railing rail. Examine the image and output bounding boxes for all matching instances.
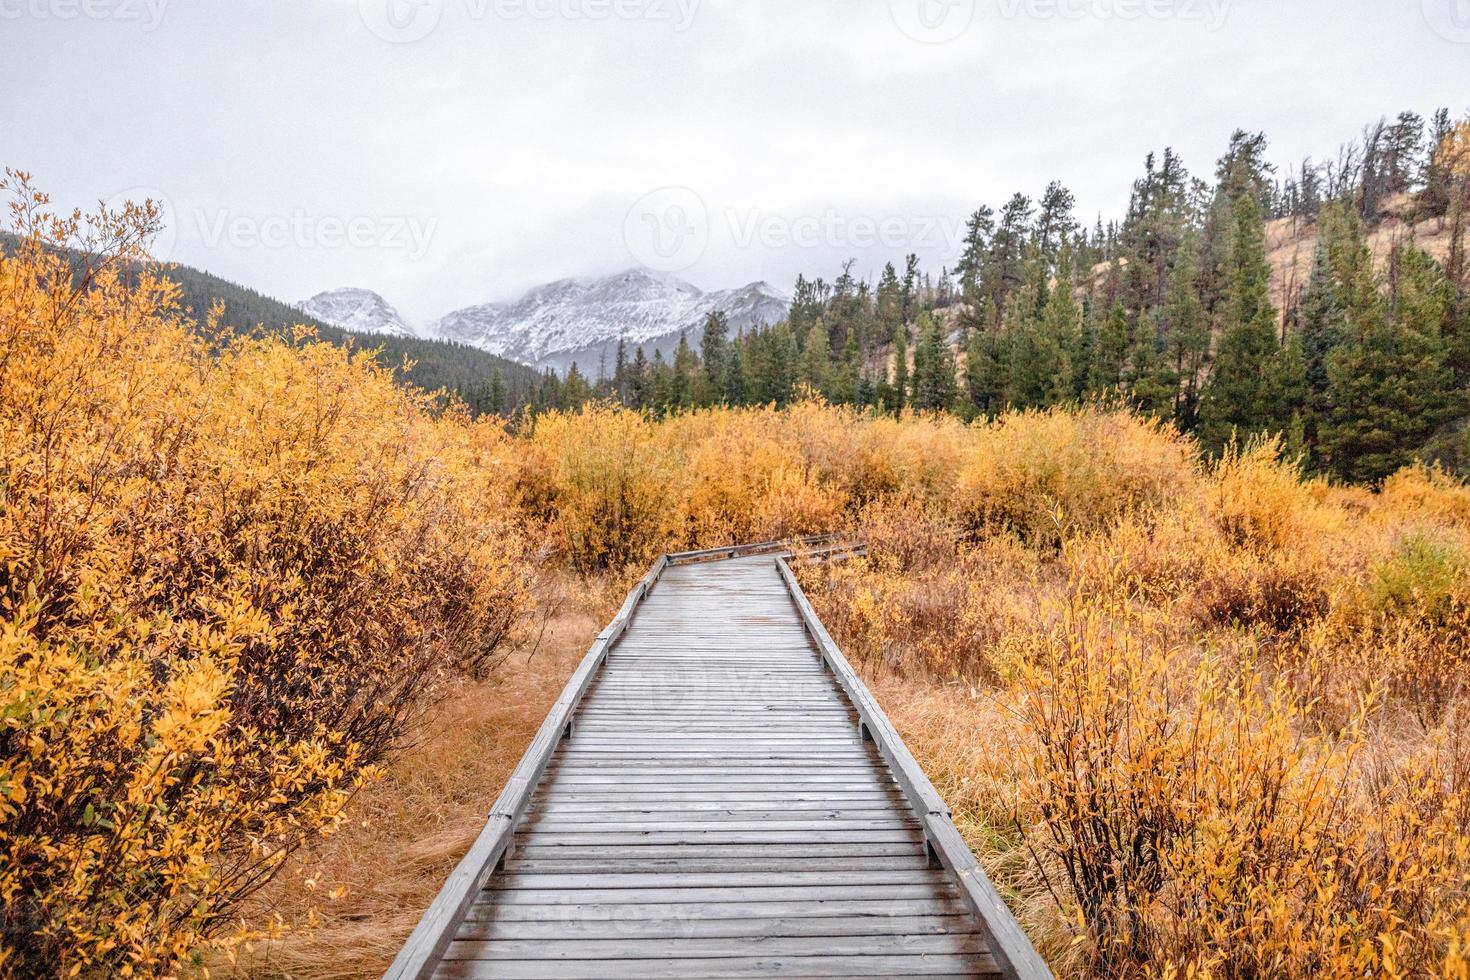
[775,555,1054,980]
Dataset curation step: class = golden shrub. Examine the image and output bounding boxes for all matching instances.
[0,177,532,974]
[519,403,684,572]
[955,406,1198,548]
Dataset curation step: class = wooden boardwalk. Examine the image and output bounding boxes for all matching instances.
[388,544,1050,980]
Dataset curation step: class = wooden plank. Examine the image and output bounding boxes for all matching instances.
[526,810,910,825]
[514,831,926,847]
[433,953,999,978]
[442,932,987,960]
[453,912,976,941]
[481,883,958,906]
[489,870,948,891]
[512,842,924,859]
[518,821,919,836]
[501,857,935,874]
[462,897,970,922]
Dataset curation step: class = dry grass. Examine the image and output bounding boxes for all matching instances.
[225,606,601,980]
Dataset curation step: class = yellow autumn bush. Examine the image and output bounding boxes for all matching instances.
[0,177,533,974]
[955,405,1199,547]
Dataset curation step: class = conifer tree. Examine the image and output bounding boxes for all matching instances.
[699,311,729,402]
[628,346,649,410]
[800,321,832,396]
[891,324,909,412]
[1298,241,1345,459]
[1087,300,1129,393]
[911,313,956,411]
[965,327,1007,417]
[722,336,747,405]
[672,333,698,410]
[1162,231,1208,425]
[1322,248,1452,482]
[1197,192,1286,452]
[487,369,507,416]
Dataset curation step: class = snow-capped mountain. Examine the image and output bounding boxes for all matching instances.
[297,288,416,338]
[429,270,789,373]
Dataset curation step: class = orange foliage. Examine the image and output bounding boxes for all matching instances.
[0,174,534,975]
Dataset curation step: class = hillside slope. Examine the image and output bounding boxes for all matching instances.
[0,232,540,409]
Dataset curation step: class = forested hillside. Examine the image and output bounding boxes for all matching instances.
[535,109,1470,485]
[0,231,542,412]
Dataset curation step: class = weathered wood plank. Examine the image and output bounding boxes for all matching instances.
[453,912,976,941]
[433,953,999,978]
[442,931,988,960]
[462,897,971,922]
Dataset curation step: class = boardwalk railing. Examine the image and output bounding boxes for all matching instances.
[386,538,1051,980]
[774,554,1050,980]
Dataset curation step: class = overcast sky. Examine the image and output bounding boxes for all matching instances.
[2,0,1467,324]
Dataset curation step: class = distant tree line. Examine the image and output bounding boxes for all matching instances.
[516,108,1470,484]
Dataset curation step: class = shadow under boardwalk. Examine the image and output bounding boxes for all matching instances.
[434,557,1003,978]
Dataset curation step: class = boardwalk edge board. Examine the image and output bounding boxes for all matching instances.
[385,538,1053,980]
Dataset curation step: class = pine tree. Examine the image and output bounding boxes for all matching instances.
[650,349,673,413]
[1297,241,1345,459]
[955,206,994,298]
[1128,312,1178,418]
[901,254,920,324]
[562,362,592,409]
[672,333,698,410]
[487,369,507,417]
[699,311,729,403]
[722,335,747,405]
[1322,249,1451,482]
[628,346,649,410]
[800,321,832,396]
[891,324,909,413]
[613,338,629,403]
[877,263,903,337]
[1163,231,1208,425]
[1197,192,1286,452]
[964,327,1007,417]
[1087,300,1129,393]
[911,313,956,411]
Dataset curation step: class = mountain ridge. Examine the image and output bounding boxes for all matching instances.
[297,287,417,338]
[306,269,790,375]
